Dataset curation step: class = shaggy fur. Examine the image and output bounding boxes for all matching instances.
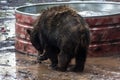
[27,5,90,72]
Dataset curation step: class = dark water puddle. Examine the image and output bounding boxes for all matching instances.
[0,40,120,80]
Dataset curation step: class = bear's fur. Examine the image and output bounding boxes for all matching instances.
[27,5,90,72]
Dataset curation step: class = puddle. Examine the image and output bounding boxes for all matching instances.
[15,54,120,80]
[0,40,120,80]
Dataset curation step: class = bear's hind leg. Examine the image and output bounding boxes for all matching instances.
[74,48,87,72]
[57,50,72,72]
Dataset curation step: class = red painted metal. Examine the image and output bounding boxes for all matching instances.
[90,25,120,43]
[89,41,120,57]
[15,12,38,55]
[85,15,120,27]
[15,22,32,40]
[15,38,38,55]
[15,13,37,25]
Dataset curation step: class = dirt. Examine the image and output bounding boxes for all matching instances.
[0,40,120,80]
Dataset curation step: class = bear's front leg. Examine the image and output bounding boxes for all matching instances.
[45,46,59,70]
[37,51,49,62]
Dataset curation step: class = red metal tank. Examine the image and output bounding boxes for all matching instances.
[15,1,120,57]
[15,12,38,55]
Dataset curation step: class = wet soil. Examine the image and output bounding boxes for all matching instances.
[0,40,120,80]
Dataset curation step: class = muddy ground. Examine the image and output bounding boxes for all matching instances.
[0,40,120,80]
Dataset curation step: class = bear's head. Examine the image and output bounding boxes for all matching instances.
[27,29,43,54]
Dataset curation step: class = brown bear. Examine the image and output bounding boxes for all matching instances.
[27,27,48,62]
[27,5,90,72]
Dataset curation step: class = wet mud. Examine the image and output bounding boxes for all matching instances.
[0,40,120,80]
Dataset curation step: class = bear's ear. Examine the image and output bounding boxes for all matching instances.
[27,29,32,35]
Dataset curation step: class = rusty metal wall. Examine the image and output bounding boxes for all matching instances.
[15,13,38,55]
[15,2,120,57]
[86,15,120,56]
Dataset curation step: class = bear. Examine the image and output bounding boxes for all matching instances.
[27,5,90,72]
[27,28,48,62]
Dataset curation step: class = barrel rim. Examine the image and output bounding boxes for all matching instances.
[15,1,120,18]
